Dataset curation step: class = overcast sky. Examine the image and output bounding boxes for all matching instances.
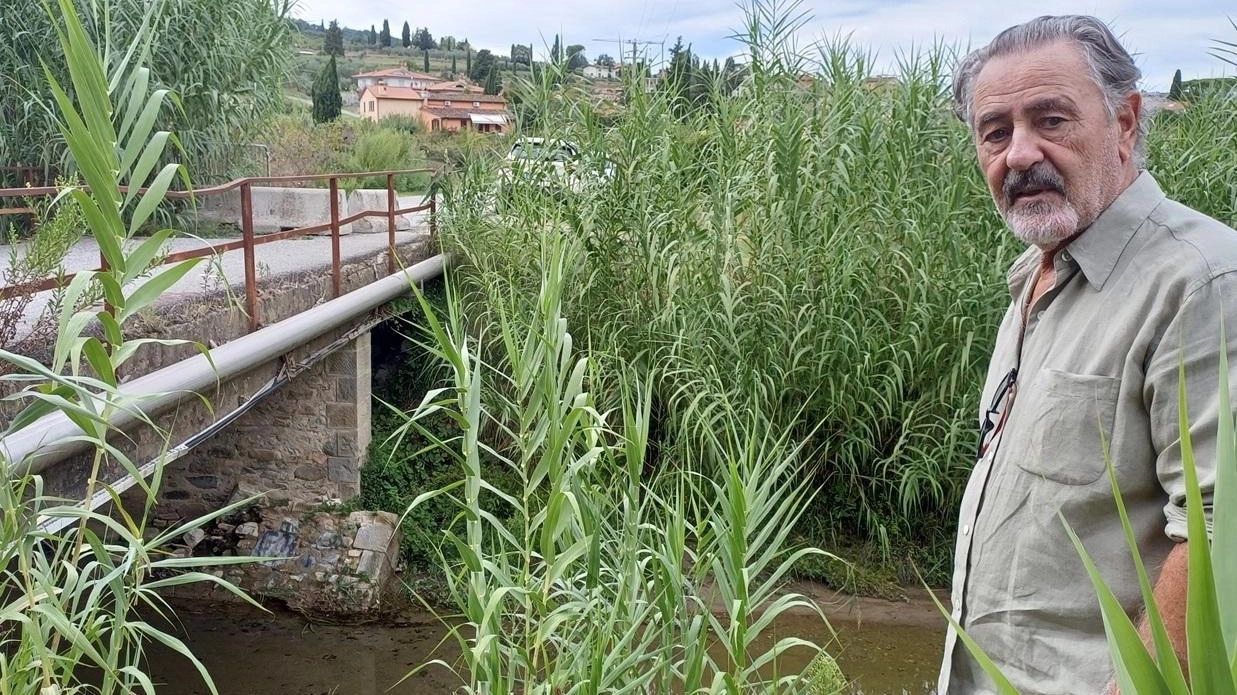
[293,0,1235,91]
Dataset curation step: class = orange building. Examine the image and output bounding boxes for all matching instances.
[352,67,437,92]
[358,84,510,133]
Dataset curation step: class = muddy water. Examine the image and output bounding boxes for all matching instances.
[144,587,944,694]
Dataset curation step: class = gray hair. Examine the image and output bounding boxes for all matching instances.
[952,15,1145,164]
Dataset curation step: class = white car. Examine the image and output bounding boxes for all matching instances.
[498,137,612,199]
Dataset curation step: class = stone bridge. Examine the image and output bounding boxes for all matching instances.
[0,180,446,613]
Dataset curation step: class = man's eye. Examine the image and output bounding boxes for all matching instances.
[1042,116,1065,128]
[984,128,1009,143]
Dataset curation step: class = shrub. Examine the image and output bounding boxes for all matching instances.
[340,125,430,191]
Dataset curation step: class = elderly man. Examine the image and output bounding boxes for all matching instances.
[941,15,1235,695]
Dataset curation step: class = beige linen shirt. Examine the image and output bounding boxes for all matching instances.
[940,172,1234,694]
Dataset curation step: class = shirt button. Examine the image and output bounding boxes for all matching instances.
[961,524,971,536]
[1060,250,1072,262]
[1035,311,1045,322]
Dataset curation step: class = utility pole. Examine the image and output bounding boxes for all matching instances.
[592,37,664,70]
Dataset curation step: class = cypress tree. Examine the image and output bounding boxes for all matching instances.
[1169,69,1184,100]
[380,19,391,48]
[323,20,344,57]
[465,42,471,74]
[451,54,457,75]
[423,49,430,72]
[484,66,500,95]
[312,55,342,123]
[402,21,411,49]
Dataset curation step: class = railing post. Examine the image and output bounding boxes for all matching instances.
[240,182,259,330]
[330,176,342,298]
[386,173,396,275]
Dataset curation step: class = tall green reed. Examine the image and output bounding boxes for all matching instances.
[399,233,835,693]
[439,1,1237,571]
[440,1,1017,563]
[0,3,257,692]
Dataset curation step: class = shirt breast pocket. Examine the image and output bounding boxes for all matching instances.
[1014,369,1122,486]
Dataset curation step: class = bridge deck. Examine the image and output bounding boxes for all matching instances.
[1,195,435,349]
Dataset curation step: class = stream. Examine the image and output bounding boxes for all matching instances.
[141,585,944,694]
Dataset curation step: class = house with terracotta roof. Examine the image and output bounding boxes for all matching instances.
[352,67,437,92]
[358,84,510,133]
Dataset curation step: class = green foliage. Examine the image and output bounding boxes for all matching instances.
[401,21,411,49]
[323,19,344,57]
[0,0,293,181]
[803,652,848,694]
[470,49,496,83]
[1211,18,1237,68]
[437,4,1237,575]
[266,113,349,177]
[399,234,835,692]
[414,26,435,51]
[484,67,501,96]
[1147,84,1237,229]
[0,2,257,691]
[566,44,588,71]
[380,19,391,48]
[444,31,1013,561]
[340,125,428,190]
[311,55,342,124]
[0,177,89,351]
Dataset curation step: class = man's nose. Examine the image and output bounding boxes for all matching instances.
[1005,127,1045,171]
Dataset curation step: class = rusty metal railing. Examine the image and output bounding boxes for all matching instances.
[0,168,439,331]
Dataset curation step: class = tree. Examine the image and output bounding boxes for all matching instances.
[469,49,496,83]
[414,27,435,51]
[368,24,376,46]
[441,35,456,51]
[423,49,430,72]
[511,43,531,66]
[402,21,411,49]
[466,43,472,75]
[596,53,615,68]
[451,54,457,75]
[311,55,342,123]
[323,20,344,57]
[1169,68,1184,100]
[380,19,391,48]
[551,34,562,63]
[566,44,587,71]
[484,66,501,95]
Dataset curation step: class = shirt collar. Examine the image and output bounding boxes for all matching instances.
[1063,171,1166,291]
[1005,171,1165,298]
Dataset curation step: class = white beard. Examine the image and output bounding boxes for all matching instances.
[1004,198,1081,247]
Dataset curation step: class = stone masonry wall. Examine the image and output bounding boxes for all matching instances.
[154,330,373,525]
[162,506,402,617]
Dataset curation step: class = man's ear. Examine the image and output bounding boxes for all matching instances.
[1116,91,1142,163]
